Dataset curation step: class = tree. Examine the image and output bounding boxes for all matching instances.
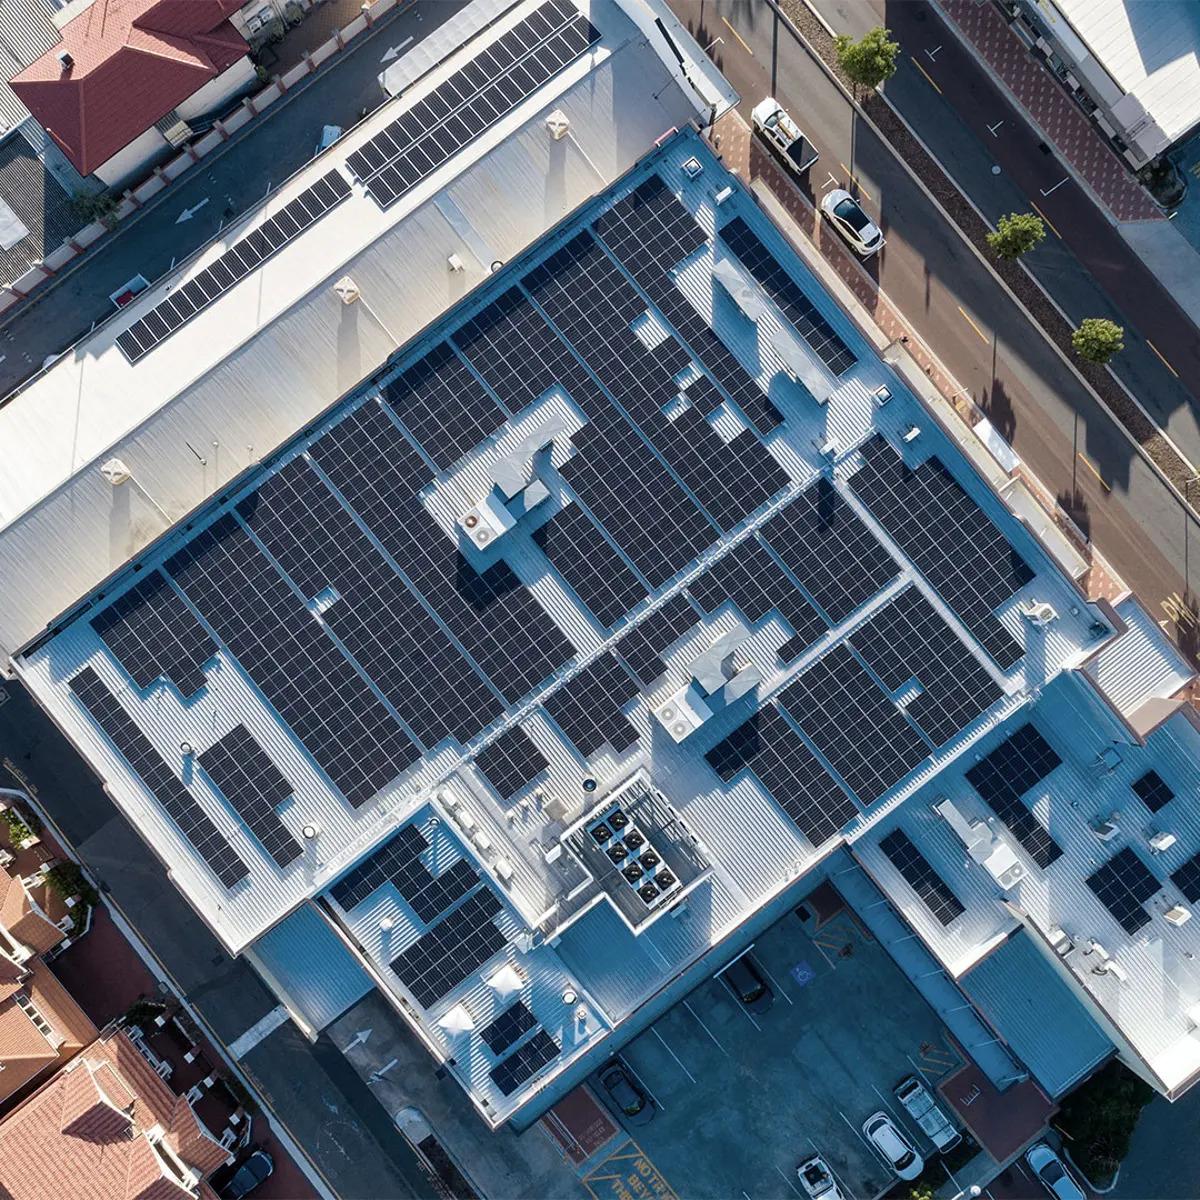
[986,211,1046,259]
[834,27,900,92]
[1072,318,1125,365]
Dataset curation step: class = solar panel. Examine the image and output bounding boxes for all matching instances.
[849,436,1033,670]
[965,724,1063,868]
[533,503,647,629]
[527,232,788,532]
[489,1027,559,1095]
[777,644,929,806]
[383,342,508,470]
[687,537,826,659]
[615,593,699,687]
[760,480,898,624]
[705,705,858,845]
[348,0,600,208]
[474,725,548,801]
[543,652,639,758]
[69,667,248,888]
[480,1001,537,1055]
[307,401,574,702]
[91,570,216,697]
[717,216,856,376]
[395,857,480,925]
[1131,770,1174,814]
[850,586,1003,745]
[592,176,785,437]
[880,828,964,925]
[165,513,420,808]
[236,455,504,749]
[390,888,506,1008]
[1086,847,1159,935]
[1171,852,1200,903]
[116,169,352,363]
[198,725,302,869]
[329,824,428,910]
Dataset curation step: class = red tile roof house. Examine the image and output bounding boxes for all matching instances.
[0,1026,233,1200]
[10,0,255,189]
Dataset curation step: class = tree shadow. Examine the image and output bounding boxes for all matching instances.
[979,374,1017,442]
[684,15,725,76]
[1172,592,1200,666]
[1055,486,1091,542]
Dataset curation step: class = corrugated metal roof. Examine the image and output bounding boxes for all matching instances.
[961,930,1112,1097]
[0,0,61,134]
[248,902,372,1032]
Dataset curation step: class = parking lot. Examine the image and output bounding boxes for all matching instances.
[590,885,966,1200]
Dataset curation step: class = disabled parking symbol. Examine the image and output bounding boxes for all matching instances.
[790,960,816,987]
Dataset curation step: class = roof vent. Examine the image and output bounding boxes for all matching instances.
[1149,830,1178,854]
[1019,600,1058,626]
[302,822,320,840]
[1089,814,1121,841]
[1165,905,1191,927]
[56,50,74,71]
[545,109,570,140]
[1092,957,1129,983]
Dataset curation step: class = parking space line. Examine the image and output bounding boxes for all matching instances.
[1147,339,1180,378]
[956,304,990,344]
[775,1163,804,1196]
[910,56,942,94]
[838,162,873,202]
[652,1027,696,1083]
[839,1108,873,1153]
[721,16,753,57]
[756,959,795,1006]
[1028,199,1061,239]
[683,999,729,1057]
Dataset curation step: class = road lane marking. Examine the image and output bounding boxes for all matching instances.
[721,16,753,56]
[956,305,990,344]
[1028,200,1061,239]
[911,56,942,93]
[838,162,873,202]
[1147,339,1180,378]
[1076,451,1111,492]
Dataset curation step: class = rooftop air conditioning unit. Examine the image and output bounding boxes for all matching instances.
[56,50,74,71]
[1092,958,1129,983]
[1149,830,1178,854]
[1165,905,1191,927]
[902,425,920,443]
[1019,600,1057,626]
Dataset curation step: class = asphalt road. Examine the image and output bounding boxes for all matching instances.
[818,0,1200,469]
[0,0,471,400]
[678,0,1200,634]
[0,679,429,1200]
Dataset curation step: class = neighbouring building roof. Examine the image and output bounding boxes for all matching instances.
[0,958,96,1106]
[0,0,61,134]
[9,0,247,175]
[0,864,64,956]
[0,1027,223,1200]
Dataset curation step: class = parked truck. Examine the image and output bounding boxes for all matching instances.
[894,1075,962,1152]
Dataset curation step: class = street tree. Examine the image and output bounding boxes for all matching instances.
[834,26,900,92]
[1072,318,1125,365]
[986,211,1046,259]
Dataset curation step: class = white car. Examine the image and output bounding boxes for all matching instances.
[862,1111,923,1181]
[820,187,885,258]
[796,1154,844,1200]
[751,97,819,174]
[1026,1143,1087,1200]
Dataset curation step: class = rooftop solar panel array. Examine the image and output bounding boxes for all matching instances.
[480,1001,538,1055]
[543,652,639,758]
[474,725,548,801]
[1171,852,1200,903]
[706,705,858,845]
[778,644,929,806]
[1086,846,1159,936]
[850,587,1003,746]
[615,594,699,688]
[717,216,857,376]
[116,170,351,363]
[91,570,215,697]
[490,1027,560,1095]
[198,725,301,869]
[69,668,248,887]
[849,436,1033,670]
[965,724,1063,868]
[1131,769,1174,814]
[390,888,506,1008]
[347,0,599,208]
[880,828,964,926]
[329,824,427,910]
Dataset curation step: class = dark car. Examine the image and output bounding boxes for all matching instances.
[722,954,773,1014]
[220,1149,274,1200]
[599,1062,655,1126]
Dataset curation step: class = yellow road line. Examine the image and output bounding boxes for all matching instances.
[956,305,990,344]
[1076,451,1111,492]
[1146,339,1180,378]
[837,162,873,202]
[1028,199,1061,239]
[721,16,753,56]
[911,56,942,93]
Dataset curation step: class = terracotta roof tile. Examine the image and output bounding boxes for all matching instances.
[9,0,248,174]
[0,868,65,956]
[59,1059,135,1142]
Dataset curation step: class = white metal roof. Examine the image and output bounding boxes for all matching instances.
[1047,0,1200,148]
[0,0,733,659]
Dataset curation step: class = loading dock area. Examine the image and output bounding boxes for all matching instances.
[598,886,968,1200]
